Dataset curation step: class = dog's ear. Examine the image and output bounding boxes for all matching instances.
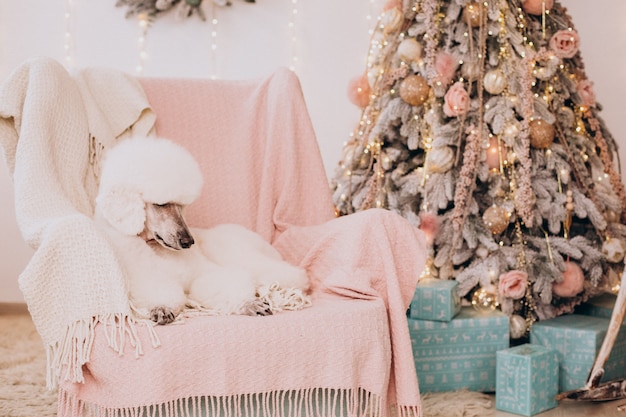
[96,186,146,236]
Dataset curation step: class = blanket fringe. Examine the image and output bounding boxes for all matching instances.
[47,314,160,390]
[57,387,400,417]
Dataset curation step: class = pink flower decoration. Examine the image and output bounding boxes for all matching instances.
[498,270,528,300]
[443,82,470,117]
[549,29,580,59]
[521,0,554,15]
[552,261,585,298]
[435,52,458,85]
[577,79,597,108]
[347,74,371,108]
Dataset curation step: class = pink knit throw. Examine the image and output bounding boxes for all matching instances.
[58,69,427,417]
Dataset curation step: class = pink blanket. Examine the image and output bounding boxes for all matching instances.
[57,68,428,416]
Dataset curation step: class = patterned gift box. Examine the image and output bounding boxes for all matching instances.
[409,278,461,322]
[496,344,559,416]
[408,307,510,393]
[576,293,625,323]
[530,314,626,392]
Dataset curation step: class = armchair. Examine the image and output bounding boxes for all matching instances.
[0,57,427,417]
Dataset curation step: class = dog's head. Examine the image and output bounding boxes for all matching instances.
[95,136,203,250]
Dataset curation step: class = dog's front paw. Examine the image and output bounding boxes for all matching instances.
[240,299,273,316]
[150,306,177,325]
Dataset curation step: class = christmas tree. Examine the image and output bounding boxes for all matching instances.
[332,0,626,338]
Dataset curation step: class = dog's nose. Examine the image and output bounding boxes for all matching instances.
[179,236,194,249]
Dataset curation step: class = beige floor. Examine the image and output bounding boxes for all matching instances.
[492,396,625,416]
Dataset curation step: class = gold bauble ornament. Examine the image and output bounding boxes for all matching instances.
[462,2,482,28]
[483,205,510,234]
[483,69,507,95]
[528,119,555,149]
[471,287,499,313]
[399,75,430,107]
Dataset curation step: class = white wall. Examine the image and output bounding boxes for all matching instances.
[0,0,624,302]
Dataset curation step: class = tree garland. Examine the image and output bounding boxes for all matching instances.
[116,0,255,22]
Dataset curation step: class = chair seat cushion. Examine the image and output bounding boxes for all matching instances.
[60,296,390,411]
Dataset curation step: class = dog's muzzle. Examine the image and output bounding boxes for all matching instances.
[144,202,196,251]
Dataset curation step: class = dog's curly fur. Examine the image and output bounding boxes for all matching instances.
[94,136,309,324]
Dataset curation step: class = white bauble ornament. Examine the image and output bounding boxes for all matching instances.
[397,38,423,64]
[426,146,455,173]
[510,315,527,339]
[483,69,507,95]
[603,238,626,263]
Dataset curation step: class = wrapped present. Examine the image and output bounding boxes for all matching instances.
[408,307,510,393]
[530,314,626,392]
[496,344,559,416]
[575,292,625,322]
[409,278,461,322]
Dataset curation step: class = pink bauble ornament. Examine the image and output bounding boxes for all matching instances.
[347,74,371,108]
[522,0,554,15]
[529,119,555,149]
[553,261,585,298]
[399,74,430,107]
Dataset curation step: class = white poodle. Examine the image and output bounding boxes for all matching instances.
[94,136,309,324]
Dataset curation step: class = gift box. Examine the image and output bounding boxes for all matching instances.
[409,278,461,322]
[530,314,626,392]
[496,344,559,416]
[575,293,625,323]
[408,307,510,393]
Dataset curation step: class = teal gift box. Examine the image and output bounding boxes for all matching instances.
[408,307,510,393]
[530,314,626,392]
[576,293,625,323]
[409,278,461,322]
[496,344,559,416]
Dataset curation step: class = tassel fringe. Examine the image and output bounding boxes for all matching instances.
[46,314,160,390]
[58,387,420,417]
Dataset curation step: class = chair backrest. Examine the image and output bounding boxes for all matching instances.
[138,69,335,244]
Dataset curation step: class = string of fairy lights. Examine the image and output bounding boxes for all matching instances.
[62,1,384,78]
[63,0,76,71]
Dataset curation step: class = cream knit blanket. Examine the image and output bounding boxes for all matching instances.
[0,56,156,388]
